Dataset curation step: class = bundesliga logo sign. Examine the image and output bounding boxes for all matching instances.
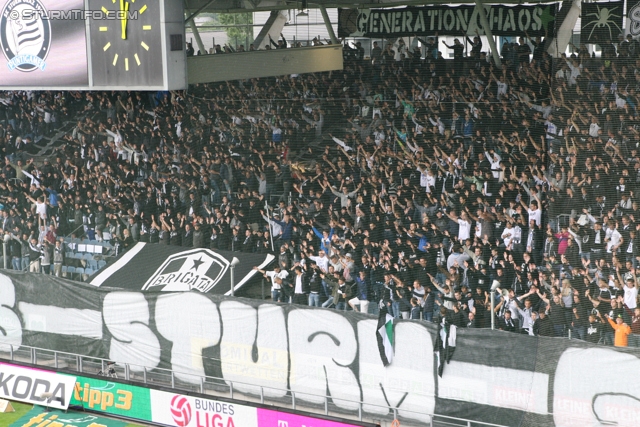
[169,394,238,427]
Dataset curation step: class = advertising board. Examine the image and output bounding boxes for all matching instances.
[0,363,76,410]
[69,375,152,420]
[62,373,368,427]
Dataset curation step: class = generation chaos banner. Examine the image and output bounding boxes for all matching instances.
[338,4,558,38]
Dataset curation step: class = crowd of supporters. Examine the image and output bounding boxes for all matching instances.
[2,33,640,346]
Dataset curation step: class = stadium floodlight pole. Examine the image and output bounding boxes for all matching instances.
[230,257,240,296]
[473,0,502,69]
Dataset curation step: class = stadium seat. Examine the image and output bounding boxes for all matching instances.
[88,259,98,270]
[75,267,84,279]
[66,267,76,278]
[84,268,95,277]
[97,260,107,269]
[61,266,68,276]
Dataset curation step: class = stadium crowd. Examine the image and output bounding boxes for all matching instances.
[1,34,640,346]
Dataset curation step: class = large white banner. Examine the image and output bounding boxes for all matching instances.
[0,363,76,409]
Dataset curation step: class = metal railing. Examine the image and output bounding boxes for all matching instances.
[0,343,508,427]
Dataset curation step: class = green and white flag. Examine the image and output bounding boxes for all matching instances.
[376,306,394,366]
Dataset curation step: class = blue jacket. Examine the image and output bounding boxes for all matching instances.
[312,226,334,253]
[273,219,293,241]
[355,276,370,301]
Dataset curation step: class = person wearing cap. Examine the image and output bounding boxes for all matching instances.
[602,312,631,347]
[340,253,355,281]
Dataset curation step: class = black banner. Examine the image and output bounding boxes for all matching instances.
[88,242,274,294]
[338,4,558,38]
[2,271,640,426]
[581,1,624,43]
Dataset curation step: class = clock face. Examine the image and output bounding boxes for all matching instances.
[89,0,163,87]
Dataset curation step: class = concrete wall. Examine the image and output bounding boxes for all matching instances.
[187,45,343,83]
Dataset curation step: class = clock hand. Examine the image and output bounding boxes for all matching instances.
[120,0,129,40]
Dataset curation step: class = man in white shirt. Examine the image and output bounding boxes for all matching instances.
[605,221,622,254]
[527,202,542,227]
[445,210,472,241]
[624,278,638,310]
[254,264,289,303]
[589,116,601,137]
[308,250,329,273]
[292,266,306,305]
[501,221,521,248]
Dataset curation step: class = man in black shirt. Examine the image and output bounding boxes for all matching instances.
[586,314,603,344]
[499,309,519,332]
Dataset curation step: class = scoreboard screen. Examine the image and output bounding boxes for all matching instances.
[0,0,186,90]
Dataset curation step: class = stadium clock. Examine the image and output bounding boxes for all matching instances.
[90,0,163,87]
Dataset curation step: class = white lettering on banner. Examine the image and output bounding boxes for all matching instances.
[149,389,257,427]
[18,302,103,339]
[437,361,549,415]
[156,293,220,382]
[103,292,161,372]
[353,5,553,37]
[357,321,435,420]
[288,309,361,411]
[554,348,640,427]
[0,274,21,351]
[219,301,288,398]
[0,363,76,409]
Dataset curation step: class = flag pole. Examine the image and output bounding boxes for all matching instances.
[265,201,275,252]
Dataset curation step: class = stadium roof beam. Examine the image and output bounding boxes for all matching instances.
[185,0,208,55]
[185,0,218,24]
[253,9,289,49]
[185,0,555,14]
[319,5,338,44]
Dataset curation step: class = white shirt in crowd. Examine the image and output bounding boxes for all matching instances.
[528,208,542,227]
[624,283,638,310]
[606,227,622,253]
[457,218,471,241]
[266,269,289,291]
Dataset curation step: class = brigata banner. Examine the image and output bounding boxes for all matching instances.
[0,363,76,410]
[89,243,274,295]
[338,4,558,38]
